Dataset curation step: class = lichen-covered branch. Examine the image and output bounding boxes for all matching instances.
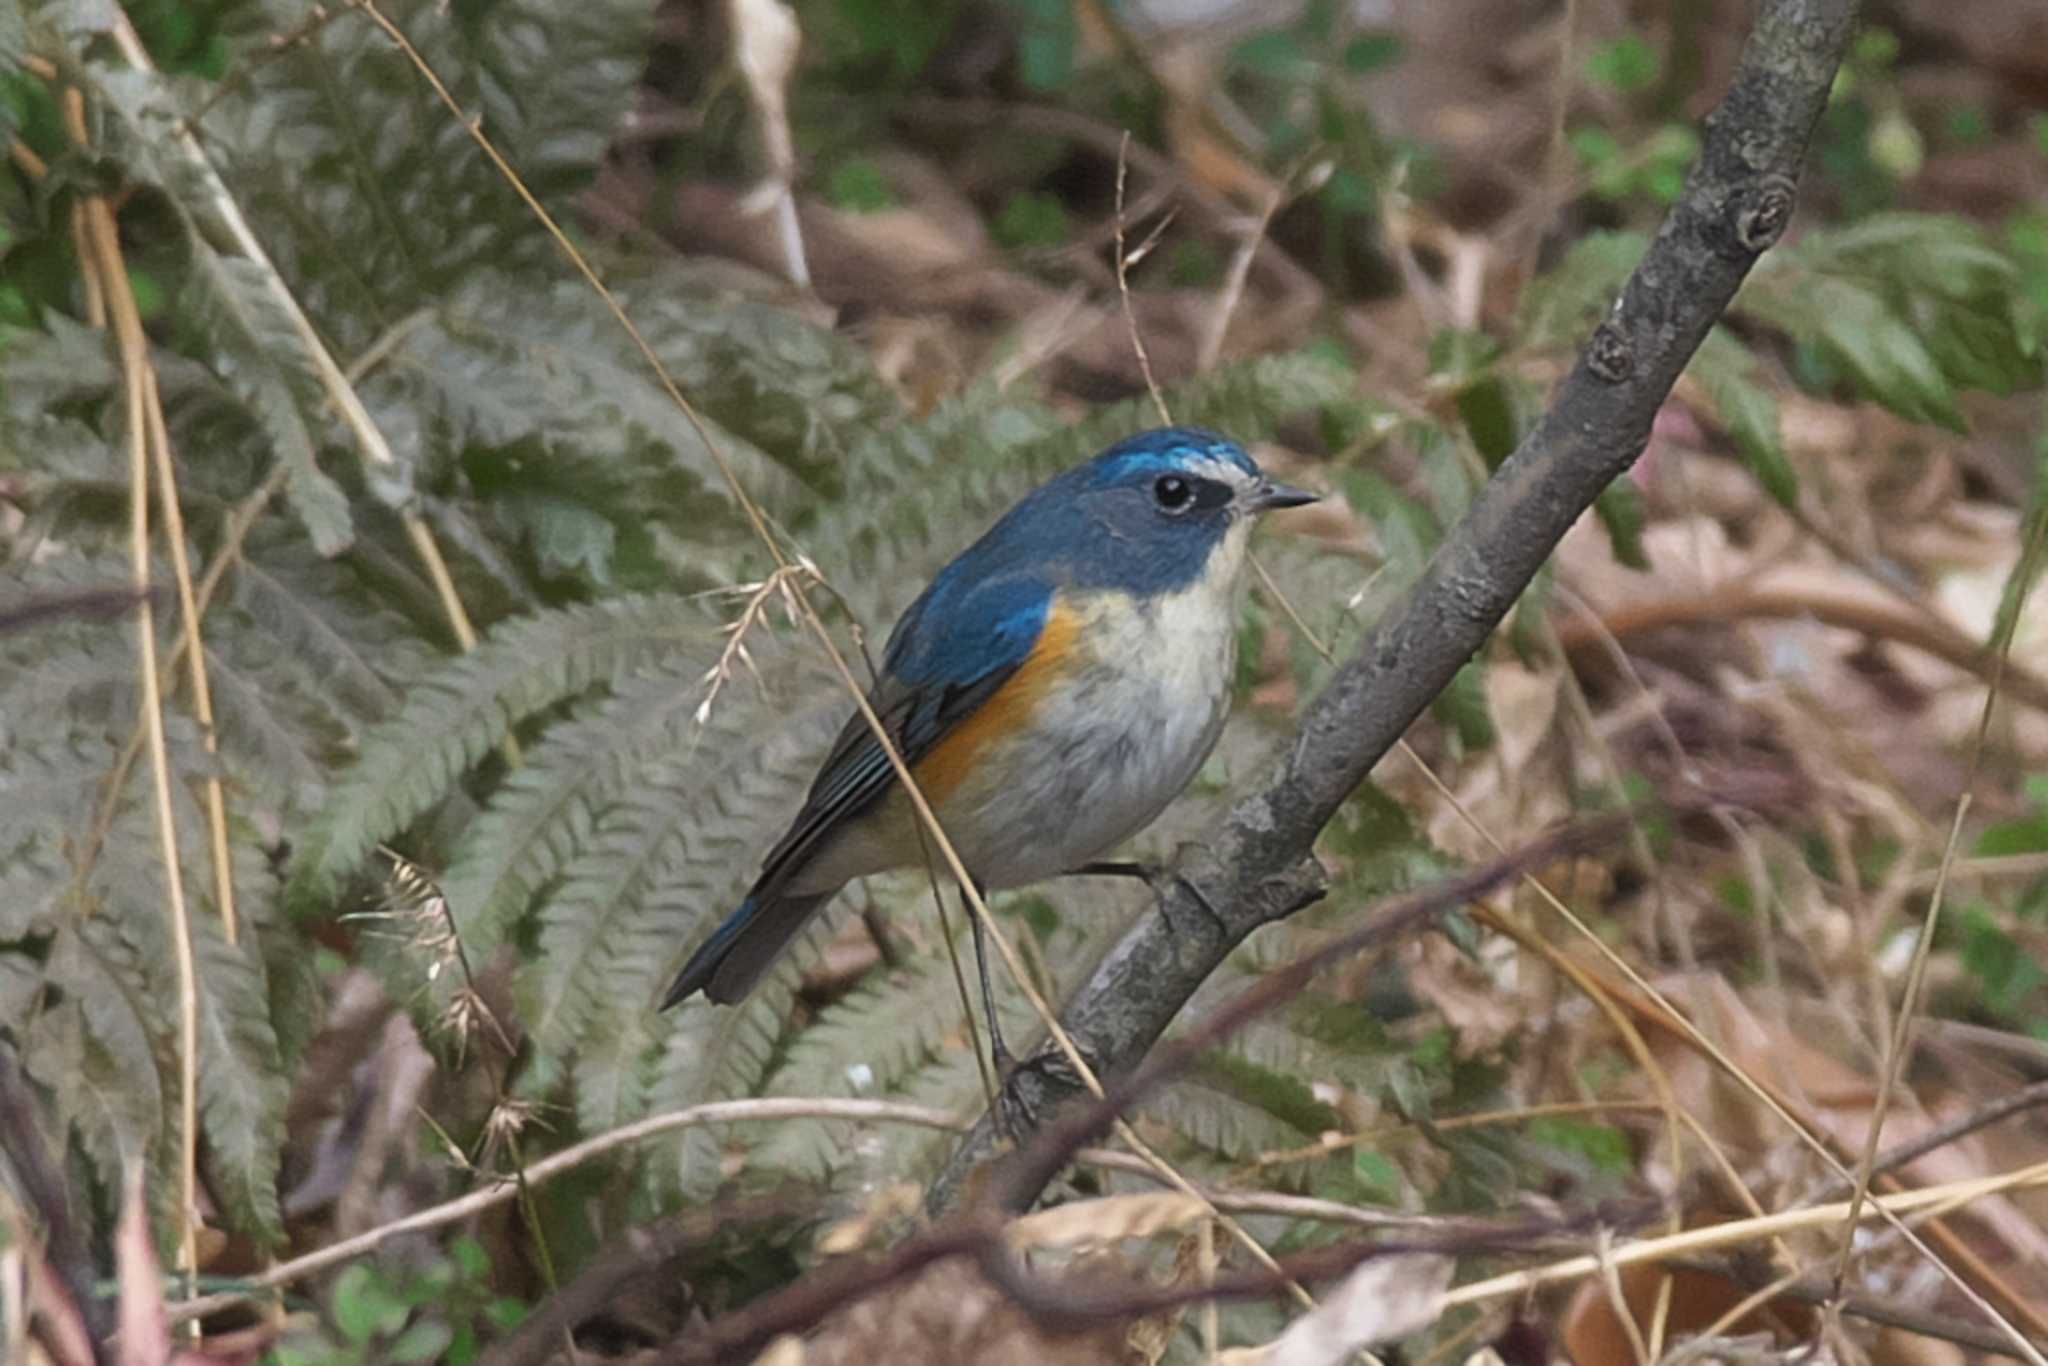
[934,0,1864,1211]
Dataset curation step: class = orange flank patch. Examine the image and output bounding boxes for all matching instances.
[914,601,1081,803]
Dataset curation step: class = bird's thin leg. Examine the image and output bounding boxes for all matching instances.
[966,882,1011,1074]
[1067,860,1229,937]
[968,883,1044,1138]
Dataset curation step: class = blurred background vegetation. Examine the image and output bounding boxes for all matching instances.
[3,0,2048,1361]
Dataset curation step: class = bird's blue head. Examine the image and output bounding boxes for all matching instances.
[990,426,1318,596]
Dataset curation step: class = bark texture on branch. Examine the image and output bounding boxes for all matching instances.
[933,0,1864,1212]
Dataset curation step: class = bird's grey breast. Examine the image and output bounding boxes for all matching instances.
[964,577,1238,886]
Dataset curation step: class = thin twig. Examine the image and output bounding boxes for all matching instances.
[142,368,238,943]
[1830,798,1968,1294]
[164,1099,966,1322]
[75,157,201,1300]
[1831,481,2048,1300]
[1806,1078,2048,1205]
[1114,132,1172,428]
[1554,585,2048,716]
[1195,172,1289,374]
[1438,1159,2048,1312]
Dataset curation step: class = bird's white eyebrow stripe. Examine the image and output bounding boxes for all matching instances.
[1187,457,1257,488]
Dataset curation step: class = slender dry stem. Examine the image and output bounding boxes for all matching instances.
[77,174,201,1296]
[1113,132,1173,428]
[1439,1159,2048,1312]
[141,368,239,943]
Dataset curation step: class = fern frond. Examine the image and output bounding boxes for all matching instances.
[24,962,163,1201]
[34,788,292,1243]
[0,735,118,936]
[519,647,845,1069]
[753,951,977,1183]
[1141,1065,1328,1172]
[227,539,426,721]
[185,0,659,343]
[573,1007,661,1135]
[189,913,290,1246]
[287,593,712,908]
[436,650,717,960]
[641,983,801,1203]
[179,244,353,555]
[403,266,892,510]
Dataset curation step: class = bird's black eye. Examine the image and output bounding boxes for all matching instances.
[1153,474,1194,512]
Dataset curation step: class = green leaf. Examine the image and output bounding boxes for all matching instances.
[1342,33,1403,73]
[1351,1148,1402,1202]
[1585,34,1658,92]
[1594,476,1650,570]
[1989,405,2048,658]
[1007,0,1076,91]
[1525,1116,1633,1174]
[190,915,290,1247]
[518,643,845,1073]
[435,652,712,958]
[643,986,801,1202]
[1689,328,1794,507]
[756,951,979,1183]
[1737,214,2041,427]
[825,158,896,212]
[1454,373,1523,465]
[1519,232,1647,350]
[332,1264,410,1345]
[992,190,1070,249]
[388,1320,454,1363]
[121,223,348,554]
[1432,658,1494,751]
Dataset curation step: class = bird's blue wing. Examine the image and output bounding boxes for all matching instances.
[749,570,1055,894]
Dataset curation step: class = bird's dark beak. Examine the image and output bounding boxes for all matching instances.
[1253,480,1319,511]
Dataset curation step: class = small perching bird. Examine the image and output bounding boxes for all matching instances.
[660,427,1316,1056]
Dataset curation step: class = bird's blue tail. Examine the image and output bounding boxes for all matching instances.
[659,889,835,1009]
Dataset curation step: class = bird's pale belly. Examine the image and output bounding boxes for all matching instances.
[791,584,1237,893]
[927,653,1229,886]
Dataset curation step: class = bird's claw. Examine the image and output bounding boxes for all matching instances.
[991,1048,1054,1140]
[1071,859,1228,939]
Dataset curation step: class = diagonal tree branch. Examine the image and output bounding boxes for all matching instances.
[933,0,1864,1211]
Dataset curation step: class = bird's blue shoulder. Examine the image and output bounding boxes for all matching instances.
[883,563,1055,689]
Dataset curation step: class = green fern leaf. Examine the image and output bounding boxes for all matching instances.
[37,919,168,1203]
[179,245,352,555]
[437,650,714,962]
[37,789,291,1244]
[642,985,800,1203]
[190,0,657,348]
[518,646,844,1069]
[189,914,290,1247]
[288,594,709,909]
[574,1008,661,1135]
[754,952,976,1183]
[1142,1070,1323,1170]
